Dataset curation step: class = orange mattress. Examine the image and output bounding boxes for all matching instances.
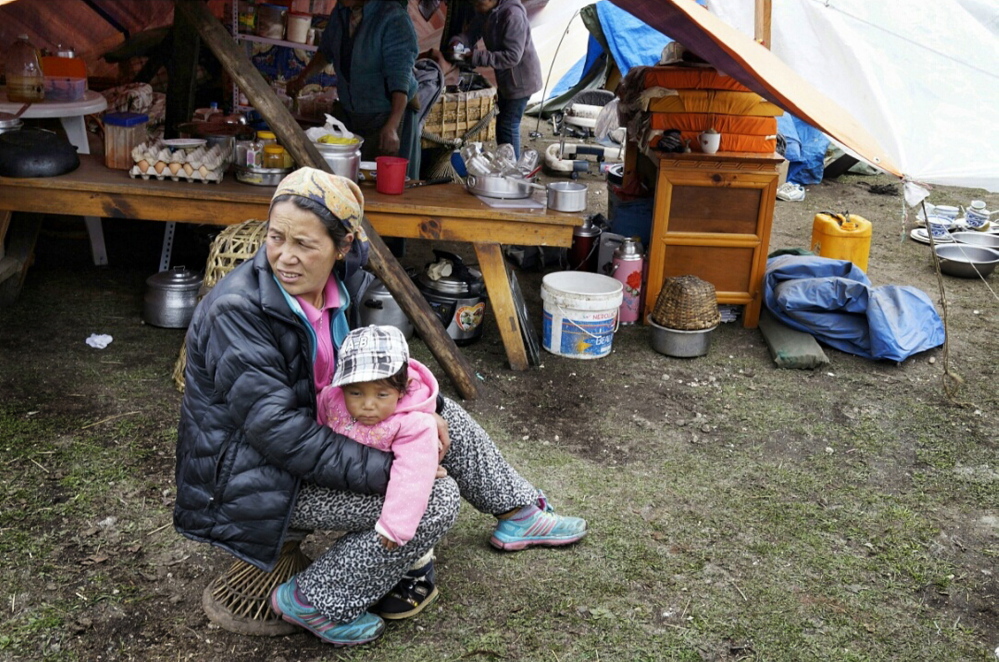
[648,90,783,117]
[649,113,778,137]
[642,66,751,93]
[651,131,777,155]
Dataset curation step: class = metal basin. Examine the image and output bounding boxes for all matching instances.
[951,232,999,250]
[465,173,534,199]
[934,243,999,278]
[648,319,715,358]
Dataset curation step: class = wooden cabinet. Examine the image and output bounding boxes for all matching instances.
[639,149,783,328]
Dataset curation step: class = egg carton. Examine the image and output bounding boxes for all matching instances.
[129,164,225,184]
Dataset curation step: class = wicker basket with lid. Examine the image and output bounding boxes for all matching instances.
[651,275,721,330]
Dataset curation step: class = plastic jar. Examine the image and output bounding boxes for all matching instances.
[104,112,149,170]
[5,35,45,103]
[286,12,312,44]
[263,144,286,169]
[257,130,277,147]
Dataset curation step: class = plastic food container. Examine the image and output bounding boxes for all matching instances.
[44,76,87,101]
[286,12,311,43]
[256,3,287,39]
[104,111,149,170]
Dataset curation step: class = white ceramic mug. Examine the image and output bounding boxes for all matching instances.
[932,205,960,220]
[698,131,721,154]
[927,216,952,238]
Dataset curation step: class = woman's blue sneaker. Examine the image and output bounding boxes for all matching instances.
[270,577,385,645]
[490,505,587,551]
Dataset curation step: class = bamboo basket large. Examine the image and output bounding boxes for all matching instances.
[421,86,497,148]
[172,220,268,392]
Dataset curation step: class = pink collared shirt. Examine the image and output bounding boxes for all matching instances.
[295,275,342,394]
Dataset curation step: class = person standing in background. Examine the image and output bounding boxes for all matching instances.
[443,0,542,158]
[288,0,421,180]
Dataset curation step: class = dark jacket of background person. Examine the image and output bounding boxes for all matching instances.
[319,0,419,115]
[174,247,391,572]
[455,0,542,100]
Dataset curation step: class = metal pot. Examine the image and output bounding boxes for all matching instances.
[465,173,535,199]
[648,319,715,358]
[547,181,588,212]
[0,128,79,178]
[358,277,415,339]
[315,137,363,182]
[143,266,203,328]
[415,250,486,345]
[0,112,23,135]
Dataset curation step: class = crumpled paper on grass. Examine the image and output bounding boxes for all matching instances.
[86,334,113,349]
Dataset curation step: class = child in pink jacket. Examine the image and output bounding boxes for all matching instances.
[316,325,439,549]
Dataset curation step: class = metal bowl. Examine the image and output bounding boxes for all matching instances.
[234,164,292,187]
[465,173,534,199]
[933,243,999,278]
[648,319,716,358]
[951,232,999,250]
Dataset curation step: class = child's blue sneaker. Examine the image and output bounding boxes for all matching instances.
[490,505,587,551]
[270,577,384,645]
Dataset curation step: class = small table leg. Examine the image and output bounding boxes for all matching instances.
[474,242,529,371]
[59,115,109,267]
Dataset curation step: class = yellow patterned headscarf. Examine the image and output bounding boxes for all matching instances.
[271,167,368,246]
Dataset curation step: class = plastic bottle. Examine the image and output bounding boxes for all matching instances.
[5,35,45,103]
[263,144,286,169]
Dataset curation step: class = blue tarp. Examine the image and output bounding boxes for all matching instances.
[764,255,945,362]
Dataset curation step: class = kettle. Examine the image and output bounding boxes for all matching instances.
[143,266,203,328]
[415,250,487,345]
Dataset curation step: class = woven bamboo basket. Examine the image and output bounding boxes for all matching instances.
[651,275,721,330]
[172,220,268,392]
[202,539,312,636]
[421,87,497,149]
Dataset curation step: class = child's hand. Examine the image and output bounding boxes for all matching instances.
[379,535,398,550]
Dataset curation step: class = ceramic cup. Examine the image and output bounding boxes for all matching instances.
[699,131,721,154]
[927,216,953,238]
[965,207,990,230]
[932,205,960,220]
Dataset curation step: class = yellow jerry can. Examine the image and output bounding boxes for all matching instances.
[810,212,872,272]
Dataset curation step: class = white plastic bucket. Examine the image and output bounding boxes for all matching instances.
[541,272,623,359]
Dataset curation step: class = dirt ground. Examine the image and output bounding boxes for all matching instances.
[1,119,998,661]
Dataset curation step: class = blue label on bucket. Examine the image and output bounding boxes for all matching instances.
[542,310,616,358]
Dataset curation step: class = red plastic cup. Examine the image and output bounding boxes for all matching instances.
[375,156,408,195]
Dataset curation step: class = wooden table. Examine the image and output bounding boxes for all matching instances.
[0,155,583,370]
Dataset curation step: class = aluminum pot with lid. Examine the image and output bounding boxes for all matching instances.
[143,266,203,328]
[547,181,588,212]
[415,250,487,345]
[315,137,363,182]
[358,275,415,339]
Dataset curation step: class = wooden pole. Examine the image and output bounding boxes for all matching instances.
[173,0,479,399]
[754,0,772,49]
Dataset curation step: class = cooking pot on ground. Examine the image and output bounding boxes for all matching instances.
[144,266,203,328]
[358,275,415,339]
[416,250,486,345]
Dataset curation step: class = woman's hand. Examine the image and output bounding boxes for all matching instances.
[434,413,450,462]
[379,534,398,550]
[286,74,307,99]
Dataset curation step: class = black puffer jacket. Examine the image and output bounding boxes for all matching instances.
[174,247,391,571]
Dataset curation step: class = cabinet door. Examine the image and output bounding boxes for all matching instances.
[646,157,778,328]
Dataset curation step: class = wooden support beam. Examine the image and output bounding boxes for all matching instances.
[755,0,772,49]
[165,11,201,139]
[173,0,479,399]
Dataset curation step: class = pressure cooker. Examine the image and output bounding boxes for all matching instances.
[358,275,415,339]
[415,250,487,345]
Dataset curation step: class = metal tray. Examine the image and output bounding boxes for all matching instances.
[235,164,292,187]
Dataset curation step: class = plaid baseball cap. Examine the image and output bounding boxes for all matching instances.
[331,325,410,388]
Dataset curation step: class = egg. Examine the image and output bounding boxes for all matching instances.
[182,163,194,176]
[154,161,167,174]
[137,159,150,172]
[169,162,183,175]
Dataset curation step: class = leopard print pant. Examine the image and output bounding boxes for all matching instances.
[290,398,540,622]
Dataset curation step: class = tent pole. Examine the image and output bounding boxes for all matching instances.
[755,0,772,49]
[172,0,479,400]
